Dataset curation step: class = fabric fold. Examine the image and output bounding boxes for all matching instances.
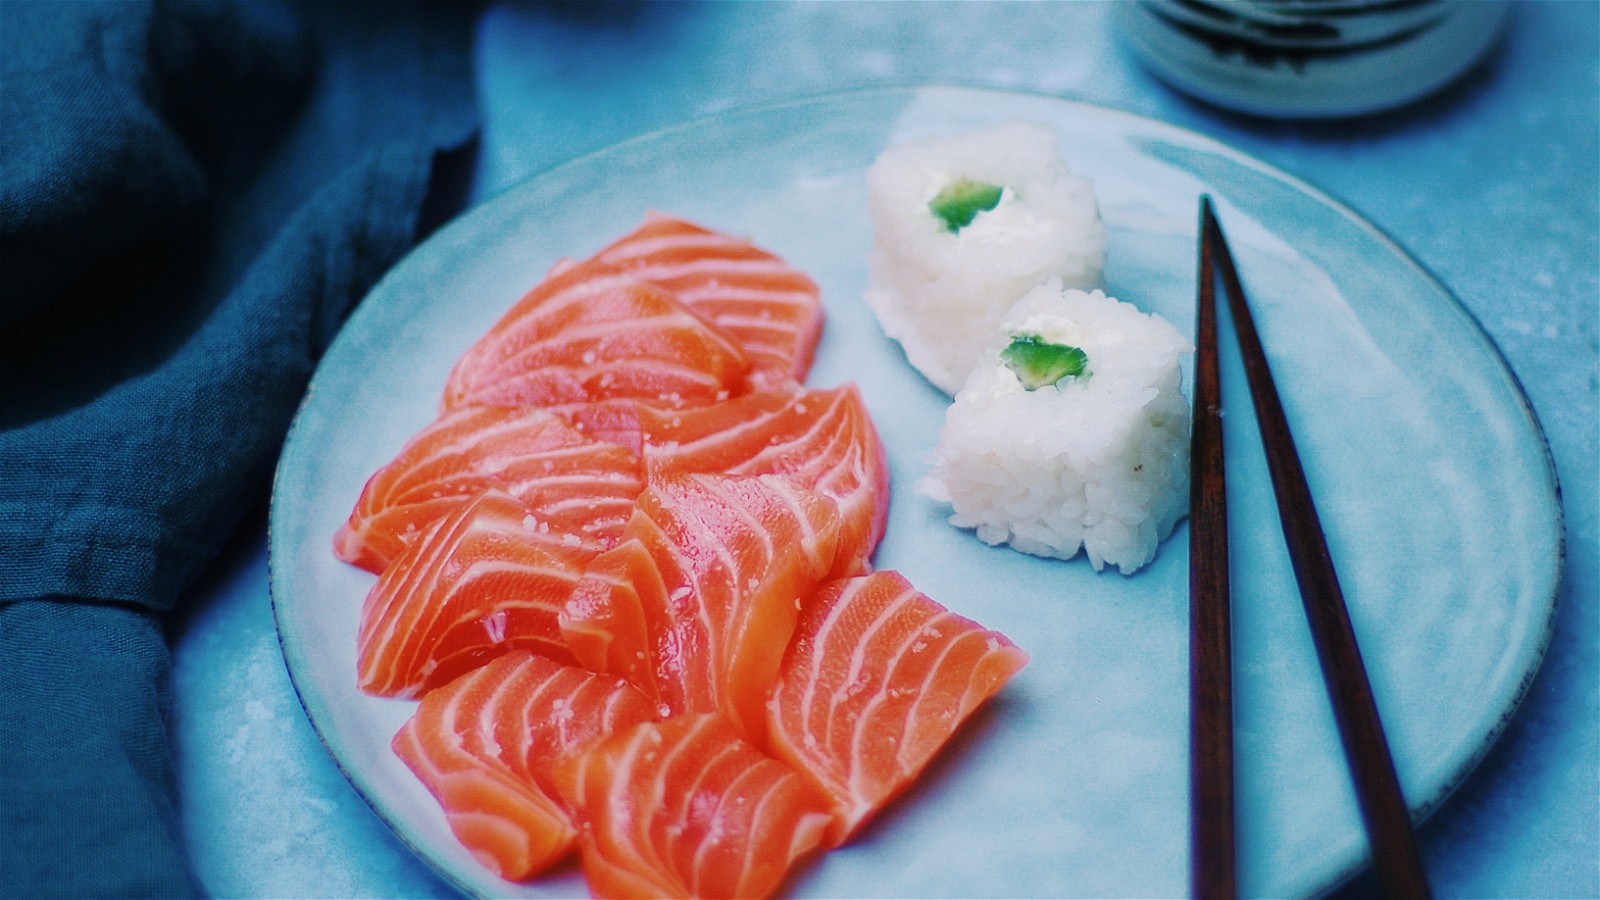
[0,599,202,899]
[0,0,481,895]
[0,0,480,612]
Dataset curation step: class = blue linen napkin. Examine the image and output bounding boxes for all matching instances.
[0,1,477,895]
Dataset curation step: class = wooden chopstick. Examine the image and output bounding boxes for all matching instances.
[1190,196,1236,900]
[1200,198,1432,900]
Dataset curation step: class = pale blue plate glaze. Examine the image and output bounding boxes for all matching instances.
[270,87,1561,899]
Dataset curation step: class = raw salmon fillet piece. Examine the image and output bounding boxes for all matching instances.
[767,570,1029,845]
[545,385,888,577]
[585,213,824,384]
[637,383,889,577]
[392,652,660,881]
[333,405,643,575]
[554,713,832,899]
[357,490,596,697]
[442,257,748,412]
[392,710,573,882]
[564,473,842,744]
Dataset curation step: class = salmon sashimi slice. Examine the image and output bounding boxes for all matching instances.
[564,473,842,744]
[357,490,596,697]
[554,713,833,899]
[637,383,890,577]
[392,651,661,881]
[441,257,748,412]
[585,213,824,384]
[559,536,662,694]
[476,653,668,795]
[392,700,574,881]
[333,405,643,575]
[767,570,1029,845]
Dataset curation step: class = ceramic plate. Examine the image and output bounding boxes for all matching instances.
[270,86,1561,898]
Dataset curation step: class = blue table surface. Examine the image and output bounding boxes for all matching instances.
[169,2,1598,897]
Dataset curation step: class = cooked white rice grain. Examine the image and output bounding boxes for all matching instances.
[864,122,1106,395]
[919,283,1191,574]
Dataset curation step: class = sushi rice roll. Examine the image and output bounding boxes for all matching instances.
[919,281,1192,574]
[864,122,1106,395]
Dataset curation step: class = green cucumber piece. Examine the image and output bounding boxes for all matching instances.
[929,178,1003,232]
[1000,335,1088,389]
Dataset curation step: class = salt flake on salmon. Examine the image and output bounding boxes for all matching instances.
[333,405,642,575]
[554,713,832,899]
[585,213,824,384]
[357,490,595,697]
[767,570,1028,845]
[392,652,660,881]
[442,257,748,412]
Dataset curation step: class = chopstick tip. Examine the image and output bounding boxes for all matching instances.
[1200,194,1222,232]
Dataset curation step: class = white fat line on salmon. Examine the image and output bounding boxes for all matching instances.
[602,233,750,259]
[624,257,802,282]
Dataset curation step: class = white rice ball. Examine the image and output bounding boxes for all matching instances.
[919,282,1192,574]
[864,123,1106,395]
